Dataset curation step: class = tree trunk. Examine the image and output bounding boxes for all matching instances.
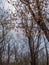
[0,56,2,65]
[7,43,10,65]
[45,42,48,65]
[28,36,36,65]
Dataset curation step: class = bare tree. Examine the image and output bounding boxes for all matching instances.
[0,0,48,65]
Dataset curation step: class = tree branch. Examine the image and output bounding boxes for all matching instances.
[20,0,49,41]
